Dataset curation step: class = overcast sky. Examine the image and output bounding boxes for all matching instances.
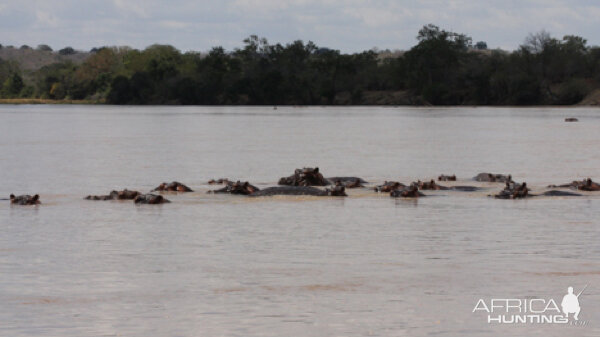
[1,0,599,53]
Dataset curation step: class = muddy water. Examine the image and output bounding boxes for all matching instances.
[1,105,599,336]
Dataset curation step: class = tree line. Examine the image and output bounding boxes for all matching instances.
[1,25,599,105]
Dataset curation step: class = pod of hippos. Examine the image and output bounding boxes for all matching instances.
[8,169,598,206]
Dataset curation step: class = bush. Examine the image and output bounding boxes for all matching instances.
[20,85,35,97]
[558,79,590,104]
[37,44,53,52]
[49,82,66,99]
[2,73,24,97]
[58,47,76,55]
[107,76,132,104]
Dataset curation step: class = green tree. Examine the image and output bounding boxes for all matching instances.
[404,24,472,104]
[37,44,53,52]
[59,47,76,55]
[2,73,24,97]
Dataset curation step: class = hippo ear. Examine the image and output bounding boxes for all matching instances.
[10,194,15,199]
[33,194,39,201]
[314,167,319,173]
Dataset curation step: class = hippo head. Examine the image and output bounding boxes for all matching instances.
[134,194,170,204]
[9,194,40,205]
[148,195,166,204]
[422,179,437,189]
[326,185,347,196]
[300,167,327,186]
[228,181,259,195]
[208,178,230,185]
[154,183,168,191]
[109,189,139,200]
[121,189,140,199]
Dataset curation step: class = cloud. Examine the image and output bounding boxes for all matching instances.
[34,10,59,28]
[112,0,150,18]
[0,0,599,53]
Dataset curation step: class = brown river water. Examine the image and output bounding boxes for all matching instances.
[1,105,599,336]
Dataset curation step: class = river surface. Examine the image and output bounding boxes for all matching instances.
[1,105,599,336]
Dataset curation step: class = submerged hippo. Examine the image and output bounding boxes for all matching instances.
[208,181,260,195]
[207,178,231,185]
[134,194,170,204]
[85,189,140,200]
[495,181,582,199]
[549,178,600,191]
[251,185,347,197]
[9,194,41,205]
[326,176,367,186]
[474,173,513,183]
[415,179,449,190]
[390,185,425,198]
[541,190,582,197]
[329,177,366,188]
[278,167,329,186]
[152,181,193,192]
[565,118,578,122]
[417,179,481,192]
[438,174,456,181]
[374,181,406,192]
[494,182,530,199]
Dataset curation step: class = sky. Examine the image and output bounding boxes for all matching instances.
[1,0,599,53]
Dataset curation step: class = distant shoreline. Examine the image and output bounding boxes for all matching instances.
[1,99,598,107]
[0,98,99,105]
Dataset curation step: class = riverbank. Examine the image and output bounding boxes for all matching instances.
[0,98,99,104]
[1,88,599,106]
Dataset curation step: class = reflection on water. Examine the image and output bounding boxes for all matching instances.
[1,105,599,337]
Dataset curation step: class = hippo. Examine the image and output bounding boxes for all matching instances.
[329,177,365,188]
[9,194,41,205]
[326,176,368,185]
[474,173,513,183]
[549,178,600,191]
[541,190,582,197]
[494,182,530,199]
[415,180,481,192]
[415,179,449,190]
[134,194,170,204]
[208,181,260,195]
[438,174,456,181]
[208,178,231,185]
[449,186,482,192]
[390,185,425,198]
[564,118,578,122]
[250,185,347,197]
[152,181,193,192]
[374,181,406,192]
[278,167,329,186]
[85,189,140,200]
